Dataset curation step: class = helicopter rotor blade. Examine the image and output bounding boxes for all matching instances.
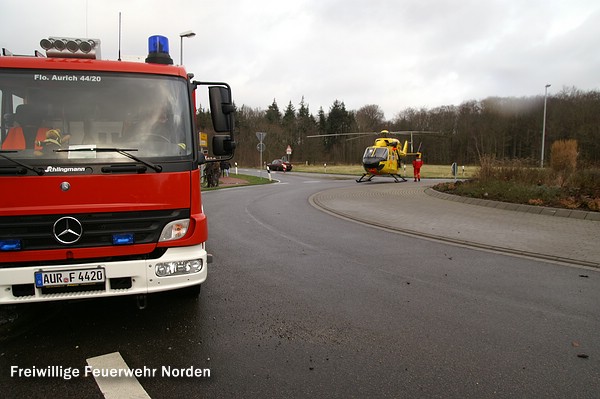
[305,132,378,138]
[306,130,442,138]
[386,130,440,135]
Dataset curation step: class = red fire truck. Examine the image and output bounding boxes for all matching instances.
[0,35,235,307]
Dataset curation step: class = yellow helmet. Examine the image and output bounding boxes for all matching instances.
[43,129,63,147]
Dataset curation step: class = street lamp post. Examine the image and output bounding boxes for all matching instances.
[540,84,551,168]
[179,30,196,65]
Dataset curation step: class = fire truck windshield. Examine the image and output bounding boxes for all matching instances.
[0,70,193,162]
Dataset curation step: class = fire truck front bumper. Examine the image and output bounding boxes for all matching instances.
[0,245,208,305]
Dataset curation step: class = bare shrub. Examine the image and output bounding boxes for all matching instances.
[550,139,578,172]
[476,156,550,185]
[567,166,600,195]
[476,154,496,182]
[550,139,578,186]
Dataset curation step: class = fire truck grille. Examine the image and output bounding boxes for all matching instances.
[0,209,190,251]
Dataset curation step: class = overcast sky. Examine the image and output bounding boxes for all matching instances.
[2,0,599,119]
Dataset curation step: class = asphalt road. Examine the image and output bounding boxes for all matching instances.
[1,171,599,398]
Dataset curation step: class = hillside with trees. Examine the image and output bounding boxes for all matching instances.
[197,87,600,167]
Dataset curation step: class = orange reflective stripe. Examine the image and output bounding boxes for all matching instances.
[34,128,49,150]
[1,127,49,150]
[1,128,26,149]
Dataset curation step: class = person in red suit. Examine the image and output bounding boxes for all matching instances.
[412,154,423,182]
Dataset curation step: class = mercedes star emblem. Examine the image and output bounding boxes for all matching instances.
[53,216,83,244]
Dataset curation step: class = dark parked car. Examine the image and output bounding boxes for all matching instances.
[267,159,292,171]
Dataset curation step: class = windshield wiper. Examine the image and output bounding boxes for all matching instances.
[0,151,45,175]
[55,147,162,173]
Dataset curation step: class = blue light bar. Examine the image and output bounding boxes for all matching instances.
[148,35,169,54]
[0,239,22,251]
[112,233,134,245]
[145,35,173,65]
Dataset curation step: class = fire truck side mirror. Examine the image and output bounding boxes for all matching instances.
[208,86,235,133]
[193,81,236,157]
[212,135,236,156]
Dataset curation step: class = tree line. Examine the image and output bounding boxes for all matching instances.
[197,87,600,167]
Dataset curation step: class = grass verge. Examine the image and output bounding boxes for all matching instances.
[293,163,479,179]
[202,173,274,191]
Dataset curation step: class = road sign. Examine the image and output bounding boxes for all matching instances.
[199,132,208,147]
[256,132,267,142]
[257,143,266,152]
[286,145,292,155]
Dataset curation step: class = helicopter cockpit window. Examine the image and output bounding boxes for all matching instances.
[363,147,388,159]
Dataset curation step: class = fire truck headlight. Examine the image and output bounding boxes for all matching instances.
[155,259,203,277]
[159,219,190,242]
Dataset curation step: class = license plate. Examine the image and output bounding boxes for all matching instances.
[35,268,105,288]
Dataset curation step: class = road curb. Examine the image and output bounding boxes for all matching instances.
[425,188,600,222]
[309,188,600,269]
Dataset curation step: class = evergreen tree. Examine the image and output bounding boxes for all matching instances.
[325,100,355,152]
[282,101,296,127]
[298,97,310,120]
[317,107,327,135]
[296,97,317,162]
[266,99,281,124]
[195,106,212,131]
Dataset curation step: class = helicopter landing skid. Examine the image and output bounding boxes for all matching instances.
[390,174,407,183]
[356,174,374,183]
[356,174,407,183]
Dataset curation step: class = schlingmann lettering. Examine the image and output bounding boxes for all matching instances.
[44,166,87,173]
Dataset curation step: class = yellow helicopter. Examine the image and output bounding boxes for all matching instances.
[308,130,432,183]
[357,135,422,182]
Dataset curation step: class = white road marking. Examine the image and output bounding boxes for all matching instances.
[86,352,151,399]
